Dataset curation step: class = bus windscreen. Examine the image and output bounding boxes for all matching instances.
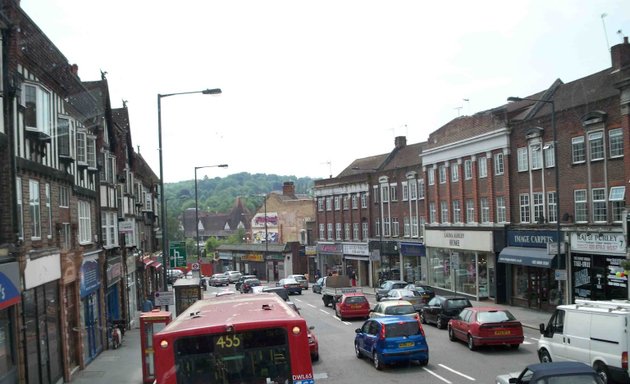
[174,327,291,384]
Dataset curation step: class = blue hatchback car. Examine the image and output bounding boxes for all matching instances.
[354,316,429,370]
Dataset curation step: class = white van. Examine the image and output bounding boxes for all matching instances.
[537,299,630,383]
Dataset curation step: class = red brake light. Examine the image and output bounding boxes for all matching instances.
[417,318,425,337]
[379,325,386,340]
[623,351,628,370]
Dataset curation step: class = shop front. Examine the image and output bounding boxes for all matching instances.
[342,243,370,287]
[80,251,104,364]
[316,243,343,277]
[569,230,627,302]
[216,251,234,273]
[498,230,563,311]
[425,229,497,300]
[400,242,425,284]
[0,261,20,384]
[265,253,285,281]
[105,255,123,328]
[241,253,265,279]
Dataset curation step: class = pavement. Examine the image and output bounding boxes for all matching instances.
[70,283,552,383]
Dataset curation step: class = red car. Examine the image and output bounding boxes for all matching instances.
[307,328,319,361]
[335,293,370,320]
[447,307,524,351]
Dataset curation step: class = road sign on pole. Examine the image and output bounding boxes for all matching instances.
[169,241,187,267]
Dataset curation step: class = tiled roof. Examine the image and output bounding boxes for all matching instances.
[426,110,507,149]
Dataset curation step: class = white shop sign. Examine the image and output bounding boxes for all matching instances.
[425,229,493,252]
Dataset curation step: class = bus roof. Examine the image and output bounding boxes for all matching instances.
[159,293,304,335]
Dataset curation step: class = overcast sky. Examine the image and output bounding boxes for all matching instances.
[22,0,630,182]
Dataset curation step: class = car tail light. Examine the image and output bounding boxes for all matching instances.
[417,318,425,337]
[623,351,628,370]
[379,325,386,340]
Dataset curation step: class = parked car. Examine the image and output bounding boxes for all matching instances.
[448,307,524,350]
[167,269,184,284]
[288,274,309,290]
[312,277,324,294]
[240,278,261,293]
[420,295,472,329]
[375,280,408,302]
[224,270,242,283]
[496,362,604,384]
[370,300,418,319]
[335,293,371,320]
[277,278,302,295]
[208,273,229,287]
[235,274,257,291]
[381,289,425,311]
[261,286,290,302]
[404,283,435,304]
[354,316,429,370]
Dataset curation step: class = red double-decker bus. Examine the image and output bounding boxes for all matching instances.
[153,293,315,384]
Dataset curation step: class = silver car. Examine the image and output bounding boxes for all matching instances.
[224,270,242,283]
[288,274,309,290]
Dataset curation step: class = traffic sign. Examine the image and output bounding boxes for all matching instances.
[192,262,200,271]
[169,241,187,267]
[154,291,174,306]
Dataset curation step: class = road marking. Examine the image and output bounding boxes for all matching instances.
[313,372,328,380]
[319,309,329,315]
[438,364,476,381]
[523,341,533,345]
[306,303,316,308]
[528,337,539,342]
[423,367,452,383]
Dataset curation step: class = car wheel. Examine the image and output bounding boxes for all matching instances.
[510,344,520,350]
[594,362,609,384]
[418,359,429,366]
[539,349,552,363]
[420,312,427,324]
[467,335,476,351]
[311,353,319,362]
[436,316,445,329]
[299,290,302,295]
[355,343,362,359]
[448,326,456,341]
[373,351,383,370]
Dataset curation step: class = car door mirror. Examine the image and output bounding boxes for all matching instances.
[355,328,361,334]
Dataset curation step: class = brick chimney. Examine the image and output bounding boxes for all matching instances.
[394,136,407,149]
[70,63,79,76]
[611,36,630,70]
[282,181,296,197]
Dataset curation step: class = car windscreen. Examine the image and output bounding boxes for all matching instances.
[477,310,516,323]
[384,305,415,315]
[445,299,471,309]
[385,321,421,337]
[345,296,367,304]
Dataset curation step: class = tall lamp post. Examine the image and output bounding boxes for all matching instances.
[508,96,562,302]
[195,164,228,259]
[158,88,221,295]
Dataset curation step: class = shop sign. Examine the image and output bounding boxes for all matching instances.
[305,246,317,255]
[400,243,425,257]
[317,243,342,254]
[571,232,625,255]
[342,243,369,256]
[425,230,493,251]
[243,253,264,262]
[507,230,557,248]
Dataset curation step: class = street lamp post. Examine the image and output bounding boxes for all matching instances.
[508,96,562,302]
[158,88,221,296]
[195,164,228,260]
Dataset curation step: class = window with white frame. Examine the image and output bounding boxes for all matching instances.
[78,200,92,244]
[494,153,504,175]
[381,185,389,203]
[517,147,528,172]
[439,165,446,184]
[496,196,506,223]
[353,223,359,240]
[411,216,419,237]
[402,182,409,201]
[533,192,544,222]
[404,217,410,237]
[77,131,87,165]
[428,168,435,185]
[592,188,607,222]
[530,144,543,170]
[16,178,23,240]
[519,194,530,223]
[547,192,557,223]
[59,185,69,207]
[451,163,459,182]
[317,198,324,211]
[589,132,604,161]
[453,200,461,223]
[24,83,52,136]
[362,222,368,239]
[326,197,332,211]
[440,201,449,223]
[410,180,418,200]
[334,196,340,210]
[361,192,367,208]
[572,136,586,163]
[574,189,588,222]
[390,184,397,201]
[344,223,351,240]
[58,117,71,157]
[480,197,489,223]
[46,184,52,238]
[29,180,41,239]
[417,179,424,199]
[335,223,342,239]
[384,217,391,237]
[102,212,119,247]
[392,218,399,237]
[544,143,555,168]
[327,223,333,240]
[464,160,472,180]
[610,186,625,222]
[466,199,475,223]
[429,202,436,224]
[343,195,349,210]
[375,219,381,237]
[609,128,623,158]
[61,223,71,250]
[319,224,325,240]
[352,194,358,209]
[478,156,487,178]
[87,135,97,169]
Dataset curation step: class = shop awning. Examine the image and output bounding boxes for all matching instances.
[150,261,163,270]
[498,247,556,268]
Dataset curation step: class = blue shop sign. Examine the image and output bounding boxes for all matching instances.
[507,230,558,248]
[0,262,21,310]
[400,243,425,257]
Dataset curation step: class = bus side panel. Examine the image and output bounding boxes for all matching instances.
[290,329,315,382]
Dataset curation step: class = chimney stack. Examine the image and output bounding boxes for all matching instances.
[394,136,407,149]
[282,181,296,197]
[611,37,630,70]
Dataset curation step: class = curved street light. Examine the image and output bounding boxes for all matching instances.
[157,88,222,299]
[195,164,228,260]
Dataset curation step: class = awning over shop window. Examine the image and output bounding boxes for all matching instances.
[498,247,556,268]
[150,261,163,270]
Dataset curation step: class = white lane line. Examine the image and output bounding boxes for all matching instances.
[422,367,452,384]
[438,363,476,381]
[523,341,533,345]
[528,337,539,342]
[306,303,316,308]
[319,309,329,315]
